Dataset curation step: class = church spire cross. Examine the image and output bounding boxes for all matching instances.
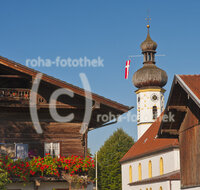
[145,16,151,26]
[145,16,151,32]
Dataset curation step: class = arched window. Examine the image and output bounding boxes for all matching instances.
[129,165,132,183]
[160,187,163,190]
[138,163,142,180]
[137,95,140,122]
[152,106,157,119]
[160,157,164,175]
[145,53,148,62]
[148,53,151,61]
[148,160,152,178]
[150,188,152,190]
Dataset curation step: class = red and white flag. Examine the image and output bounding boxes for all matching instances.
[125,60,131,79]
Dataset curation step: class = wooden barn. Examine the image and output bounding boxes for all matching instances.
[0,55,131,190]
[159,74,200,189]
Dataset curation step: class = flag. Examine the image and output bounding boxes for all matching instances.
[125,60,131,79]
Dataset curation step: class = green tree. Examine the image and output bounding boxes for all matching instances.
[97,128,134,190]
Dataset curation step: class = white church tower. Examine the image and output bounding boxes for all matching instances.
[132,23,168,139]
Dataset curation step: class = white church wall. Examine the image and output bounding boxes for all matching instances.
[137,90,165,139]
[171,180,181,189]
[121,148,180,190]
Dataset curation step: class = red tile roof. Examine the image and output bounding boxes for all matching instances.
[120,113,179,163]
[179,75,200,100]
[129,170,180,186]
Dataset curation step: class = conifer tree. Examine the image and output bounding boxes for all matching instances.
[97,128,134,190]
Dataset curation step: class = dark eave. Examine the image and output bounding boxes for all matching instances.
[158,74,200,137]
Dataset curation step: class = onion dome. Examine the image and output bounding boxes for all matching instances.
[132,24,168,88]
[140,25,157,52]
[132,64,168,88]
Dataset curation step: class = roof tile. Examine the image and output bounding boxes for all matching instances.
[120,113,179,163]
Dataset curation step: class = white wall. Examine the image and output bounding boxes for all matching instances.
[137,90,165,139]
[171,180,181,189]
[121,148,180,190]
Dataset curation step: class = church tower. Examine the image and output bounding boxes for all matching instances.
[132,23,168,139]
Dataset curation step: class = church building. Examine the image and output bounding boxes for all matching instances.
[120,23,181,190]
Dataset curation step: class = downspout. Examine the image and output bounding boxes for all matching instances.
[170,180,172,190]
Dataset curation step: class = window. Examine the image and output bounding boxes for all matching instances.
[129,165,132,183]
[148,160,152,178]
[16,144,28,159]
[160,187,163,190]
[152,106,157,119]
[44,142,60,157]
[137,95,140,122]
[160,157,164,175]
[138,95,140,103]
[138,163,142,180]
[150,188,152,190]
[0,143,16,158]
[148,53,151,61]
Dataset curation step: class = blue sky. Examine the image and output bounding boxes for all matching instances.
[0,0,200,154]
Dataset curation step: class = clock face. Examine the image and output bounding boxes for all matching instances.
[151,94,158,102]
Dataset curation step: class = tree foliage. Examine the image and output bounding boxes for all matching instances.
[97,128,134,190]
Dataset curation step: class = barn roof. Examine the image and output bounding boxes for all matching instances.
[158,74,200,137]
[0,55,132,130]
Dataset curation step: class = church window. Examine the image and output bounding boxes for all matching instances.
[129,165,132,183]
[148,160,152,178]
[137,95,140,122]
[152,106,157,119]
[138,163,142,180]
[138,96,140,103]
[160,157,164,175]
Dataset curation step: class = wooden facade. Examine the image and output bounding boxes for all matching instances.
[159,75,200,188]
[0,56,131,158]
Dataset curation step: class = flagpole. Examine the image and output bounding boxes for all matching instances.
[96,152,98,190]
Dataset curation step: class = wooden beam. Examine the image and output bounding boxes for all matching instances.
[167,105,187,112]
[0,75,26,78]
[161,129,179,135]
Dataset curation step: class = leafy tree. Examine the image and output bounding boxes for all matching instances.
[87,148,95,181]
[97,128,134,190]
